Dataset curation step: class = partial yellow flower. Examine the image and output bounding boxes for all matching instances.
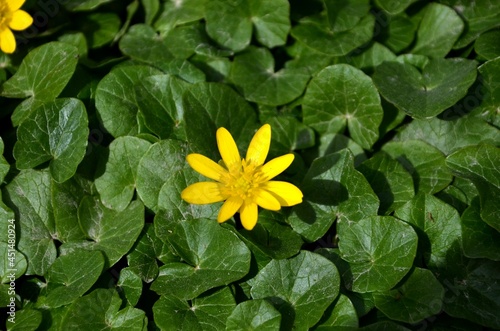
[0,0,33,54]
[181,124,303,230]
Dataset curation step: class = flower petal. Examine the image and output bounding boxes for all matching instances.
[7,0,25,11]
[217,196,243,223]
[239,201,258,230]
[246,124,271,167]
[262,181,303,206]
[186,153,227,181]
[259,154,294,181]
[0,29,16,54]
[9,10,33,31]
[216,127,241,168]
[181,182,225,204]
[254,188,281,211]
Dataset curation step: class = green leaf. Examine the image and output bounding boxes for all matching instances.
[323,0,370,32]
[291,14,375,56]
[461,197,500,261]
[237,210,303,260]
[153,286,235,330]
[0,242,27,282]
[14,98,89,183]
[182,82,257,160]
[154,0,206,34]
[163,22,207,60]
[382,140,453,194]
[394,193,462,270]
[127,224,160,283]
[80,12,121,48]
[410,3,464,58]
[51,175,92,242]
[151,219,250,299]
[6,309,43,331]
[136,139,188,212]
[445,144,500,231]
[61,289,146,330]
[395,116,500,155]
[95,136,151,211]
[476,57,500,127]
[117,267,143,307]
[135,74,190,139]
[357,151,415,215]
[303,64,383,149]
[373,58,477,119]
[374,0,417,14]
[45,250,105,308]
[0,42,79,126]
[266,116,315,153]
[60,197,144,267]
[205,0,291,51]
[338,216,418,292]
[0,138,9,183]
[226,299,281,330]
[349,42,397,71]
[379,14,417,53]
[251,251,340,331]
[373,268,444,323]
[475,30,500,60]
[63,0,114,11]
[302,133,367,167]
[439,258,500,329]
[313,294,358,329]
[288,149,379,242]
[3,170,56,276]
[441,0,500,49]
[229,47,310,106]
[95,64,163,137]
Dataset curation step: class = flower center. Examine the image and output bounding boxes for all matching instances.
[0,2,12,29]
[220,159,263,200]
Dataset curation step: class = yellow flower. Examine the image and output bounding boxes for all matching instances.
[0,0,33,54]
[181,124,303,230]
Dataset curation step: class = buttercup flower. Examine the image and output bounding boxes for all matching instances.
[0,0,33,54]
[181,124,303,230]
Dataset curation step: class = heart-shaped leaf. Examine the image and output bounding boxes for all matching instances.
[337,216,418,292]
[45,250,105,308]
[251,251,340,330]
[14,98,89,183]
[229,47,310,106]
[153,287,235,330]
[288,149,379,242]
[226,299,281,331]
[303,64,383,149]
[151,219,250,299]
[394,193,462,270]
[373,58,477,119]
[373,268,444,323]
[95,136,151,211]
[205,0,290,51]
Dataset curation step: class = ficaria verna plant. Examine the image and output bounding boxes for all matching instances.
[182,124,303,230]
[0,0,499,330]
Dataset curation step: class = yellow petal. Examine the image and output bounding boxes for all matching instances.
[9,10,33,31]
[181,182,225,204]
[216,127,241,168]
[239,201,258,230]
[254,188,281,211]
[217,196,243,223]
[0,29,16,54]
[262,181,303,206]
[246,124,271,167]
[7,0,25,11]
[186,153,227,181]
[259,154,294,181]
